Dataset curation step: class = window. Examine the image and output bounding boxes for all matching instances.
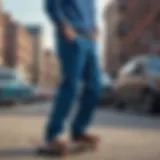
[120,59,145,76]
[118,0,128,12]
[117,21,128,36]
[132,63,144,75]
[147,57,160,73]
[120,60,137,76]
[0,71,15,80]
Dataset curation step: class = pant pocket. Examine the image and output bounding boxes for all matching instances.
[69,35,82,49]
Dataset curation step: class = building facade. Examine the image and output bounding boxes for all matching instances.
[0,0,34,83]
[15,24,34,82]
[0,12,12,66]
[105,0,160,76]
[0,13,6,65]
[40,50,60,88]
[25,25,43,84]
[4,21,33,82]
[104,0,120,76]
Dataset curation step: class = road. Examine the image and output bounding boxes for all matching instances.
[0,102,160,160]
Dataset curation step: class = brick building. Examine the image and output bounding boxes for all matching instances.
[40,50,60,88]
[0,1,34,83]
[104,0,120,76]
[0,13,11,66]
[0,13,5,65]
[104,0,160,76]
[1,14,34,82]
[8,23,33,82]
[0,0,5,65]
[26,25,43,85]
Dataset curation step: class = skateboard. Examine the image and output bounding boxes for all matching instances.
[37,140,99,157]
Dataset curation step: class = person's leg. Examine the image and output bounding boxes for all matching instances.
[71,40,102,138]
[45,36,87,144]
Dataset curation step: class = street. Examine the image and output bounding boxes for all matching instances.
[0,102,160,160]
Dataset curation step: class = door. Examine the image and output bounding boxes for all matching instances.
[116,59,145,102]
[127,62,146,102]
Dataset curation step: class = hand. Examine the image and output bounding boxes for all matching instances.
[63,25,76,41]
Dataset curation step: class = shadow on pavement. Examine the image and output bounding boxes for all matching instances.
[0,147,87,158]
[0,148,37,158]
[0,106,160,131]
[93,109,160,130]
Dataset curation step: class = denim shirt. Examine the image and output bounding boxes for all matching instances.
[45,0,96,34]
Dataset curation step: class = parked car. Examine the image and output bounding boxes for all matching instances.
[114,55,160,113]
[0,67,34,105]
[99,72,114,105]
[33,87,53,102]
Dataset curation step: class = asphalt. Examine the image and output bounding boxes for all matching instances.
[0,102,160,160]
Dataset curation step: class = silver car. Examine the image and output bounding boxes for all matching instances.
[114,55,160,114]
[0,67,33,105]
[99,73,114,105]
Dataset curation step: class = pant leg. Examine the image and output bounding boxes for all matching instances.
[45,36,87,143]
[71,41,102,137]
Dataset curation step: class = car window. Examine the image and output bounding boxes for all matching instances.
[147,57,160,73]
[0,72,15,80]
[102,73,112,85]
[120,59,145,76]
[120,60,137,76]
[132,62,145,75]
[15,73,29,85]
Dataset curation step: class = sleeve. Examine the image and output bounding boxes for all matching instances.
[44,0,67,27]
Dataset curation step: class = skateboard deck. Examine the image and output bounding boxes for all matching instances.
[37,142,98,157]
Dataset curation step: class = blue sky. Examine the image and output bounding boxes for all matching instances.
[3,0,111,52]
[3,0,52,49]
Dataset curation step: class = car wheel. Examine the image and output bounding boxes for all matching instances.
[5,101,16,106]
[138,91,155,114]
[150,94,160,114]
[115,100,126,111]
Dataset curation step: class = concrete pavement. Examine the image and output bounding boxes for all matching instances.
[0,103,160,160]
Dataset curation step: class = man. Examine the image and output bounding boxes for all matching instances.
[44,0,102,151]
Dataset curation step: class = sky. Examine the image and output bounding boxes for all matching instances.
[3,0,111,53]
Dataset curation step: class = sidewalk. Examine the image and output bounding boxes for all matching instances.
[0,115,160,160]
